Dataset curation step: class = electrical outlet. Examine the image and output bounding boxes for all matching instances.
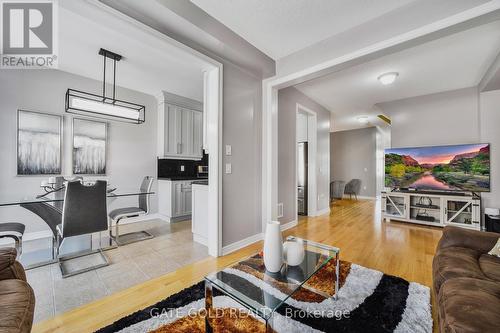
[180,165,185,172]
[225,163,232,174]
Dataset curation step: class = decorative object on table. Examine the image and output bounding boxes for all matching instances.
[17,110,62,175]
[97,257,432,333]
[283,238,305,266]
[65,48,145,124]
[263,220,283,273]
[488,238,500,257]
[72,118,107,175]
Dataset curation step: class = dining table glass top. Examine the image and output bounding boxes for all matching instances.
[0,188,154,207]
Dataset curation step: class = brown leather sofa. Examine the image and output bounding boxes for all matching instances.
[0,248,35,333]
[433,226,500,333]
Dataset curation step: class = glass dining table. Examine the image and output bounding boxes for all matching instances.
[0,188,154,207]
[0,188,155,268]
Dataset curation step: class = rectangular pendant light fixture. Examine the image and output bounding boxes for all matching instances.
[65,49,145,124]
[65,89,145,123]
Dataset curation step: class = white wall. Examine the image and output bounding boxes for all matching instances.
[330,127,377,198]
[278,87,330,224]
[379,87,480,147]
[0,69,158,234]
[378,87,500,217]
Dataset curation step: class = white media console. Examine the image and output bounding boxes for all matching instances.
[381,190,481,230]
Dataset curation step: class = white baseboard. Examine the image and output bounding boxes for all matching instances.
[313,207,331,217]
[221,219,299,256]
[339,195,376,200]
[281,219,298,231]
[222,232,263,256]
[193,234,207,246]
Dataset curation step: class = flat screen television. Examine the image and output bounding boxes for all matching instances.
[385,143,490,192]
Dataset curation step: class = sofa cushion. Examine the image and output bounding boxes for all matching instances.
[0,279,35,333]
[479,254,500,282]
[433,246,486,292]
[438,277,500,333]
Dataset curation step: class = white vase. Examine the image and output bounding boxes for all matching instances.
[263,221,283,273]
[283,239,305,266]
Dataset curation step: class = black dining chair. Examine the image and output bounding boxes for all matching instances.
[108,176,154,246]
[56,180,109,278]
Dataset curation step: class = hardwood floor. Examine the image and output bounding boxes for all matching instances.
[33,199,443,333]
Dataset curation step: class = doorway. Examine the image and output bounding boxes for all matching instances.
[295,103,317,218]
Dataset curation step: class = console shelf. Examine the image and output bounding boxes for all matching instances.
[381,191,481,230]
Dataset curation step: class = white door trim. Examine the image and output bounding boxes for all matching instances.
[261,3,500,227]
[295,103,318,218]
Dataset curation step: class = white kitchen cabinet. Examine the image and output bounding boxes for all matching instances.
[158,92,203,160]
[159,179,195,222]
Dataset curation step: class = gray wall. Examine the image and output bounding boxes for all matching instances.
[0,69,157,233]
[330,127,377,198]
[278,86,330,224]
[378,87,500,216]
[221,62,263,246]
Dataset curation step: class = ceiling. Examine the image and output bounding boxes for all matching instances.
[294,20,500,132]
[58,0,209,101]
[190,0,418,59]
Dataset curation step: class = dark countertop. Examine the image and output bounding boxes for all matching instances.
[192,180,209,185]
[158,177,208,181]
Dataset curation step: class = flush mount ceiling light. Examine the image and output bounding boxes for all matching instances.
[65,49,145,124]
[377,72,399,85]
[357,116,369,124]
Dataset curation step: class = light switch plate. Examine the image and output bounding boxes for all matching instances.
[225,145,232,156]
[225,163,232,174]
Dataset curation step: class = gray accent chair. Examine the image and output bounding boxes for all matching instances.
[56,180,109,278]
[330,181,346,201]
[108,176,154,246]
[0,223,25,258]
[344,179,362,200]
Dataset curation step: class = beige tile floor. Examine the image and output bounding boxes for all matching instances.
[25,219,208,323]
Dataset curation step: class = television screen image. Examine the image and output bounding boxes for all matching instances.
[385,143,490,192]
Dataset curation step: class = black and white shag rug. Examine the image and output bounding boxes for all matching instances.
[96,257,431,333]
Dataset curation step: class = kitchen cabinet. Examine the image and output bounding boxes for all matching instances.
[158,179,195,222]
[192,183,208,246]
[159,92,204,160]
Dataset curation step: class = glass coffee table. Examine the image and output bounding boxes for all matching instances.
[204,236,340,332]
